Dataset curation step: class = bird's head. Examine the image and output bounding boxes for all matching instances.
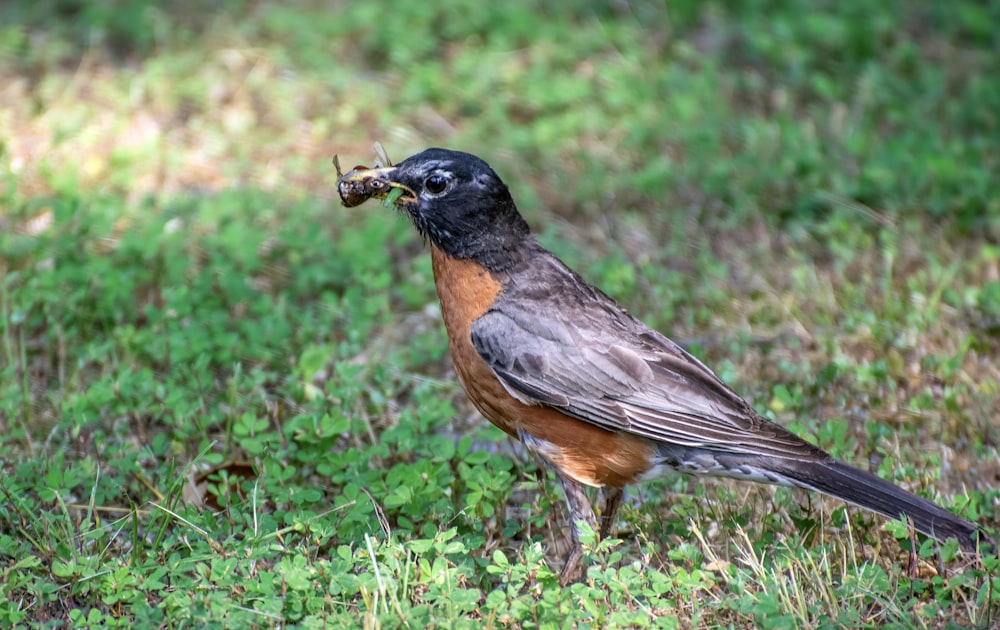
[337,148,531,271]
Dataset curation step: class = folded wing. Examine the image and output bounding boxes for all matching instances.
[471,297,826,462]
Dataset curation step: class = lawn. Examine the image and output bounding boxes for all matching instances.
[1,1,999,627]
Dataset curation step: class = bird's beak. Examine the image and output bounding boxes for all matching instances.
[337,165,417,208]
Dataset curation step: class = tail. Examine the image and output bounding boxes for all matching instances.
[778,457,991,553]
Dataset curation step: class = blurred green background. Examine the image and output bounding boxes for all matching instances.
[1,1,998,627]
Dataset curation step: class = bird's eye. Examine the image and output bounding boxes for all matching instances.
[424,175,449,195]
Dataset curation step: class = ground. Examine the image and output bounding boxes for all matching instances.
[1,1,999,627]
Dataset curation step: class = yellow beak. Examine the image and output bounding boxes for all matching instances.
[337,165,416,208]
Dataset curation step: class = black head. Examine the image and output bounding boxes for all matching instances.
[339,148,532,271]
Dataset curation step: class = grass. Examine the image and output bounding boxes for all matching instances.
[1,0,999,627]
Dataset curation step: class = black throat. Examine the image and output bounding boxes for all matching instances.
[410,193,533,274]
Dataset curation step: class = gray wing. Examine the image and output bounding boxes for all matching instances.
[471,294,823,460]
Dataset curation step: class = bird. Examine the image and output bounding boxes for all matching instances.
[336,147,990,585]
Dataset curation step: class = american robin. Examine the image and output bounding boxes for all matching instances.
[337,147,990,585]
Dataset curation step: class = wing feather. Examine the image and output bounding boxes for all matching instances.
[471,273,822,461]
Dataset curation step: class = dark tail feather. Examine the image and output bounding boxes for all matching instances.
[780,458,991,553]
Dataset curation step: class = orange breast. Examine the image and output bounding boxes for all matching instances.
[430,247,656,488]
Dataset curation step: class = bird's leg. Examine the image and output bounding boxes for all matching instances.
[556,472,598,586]
[598,486,623,540]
